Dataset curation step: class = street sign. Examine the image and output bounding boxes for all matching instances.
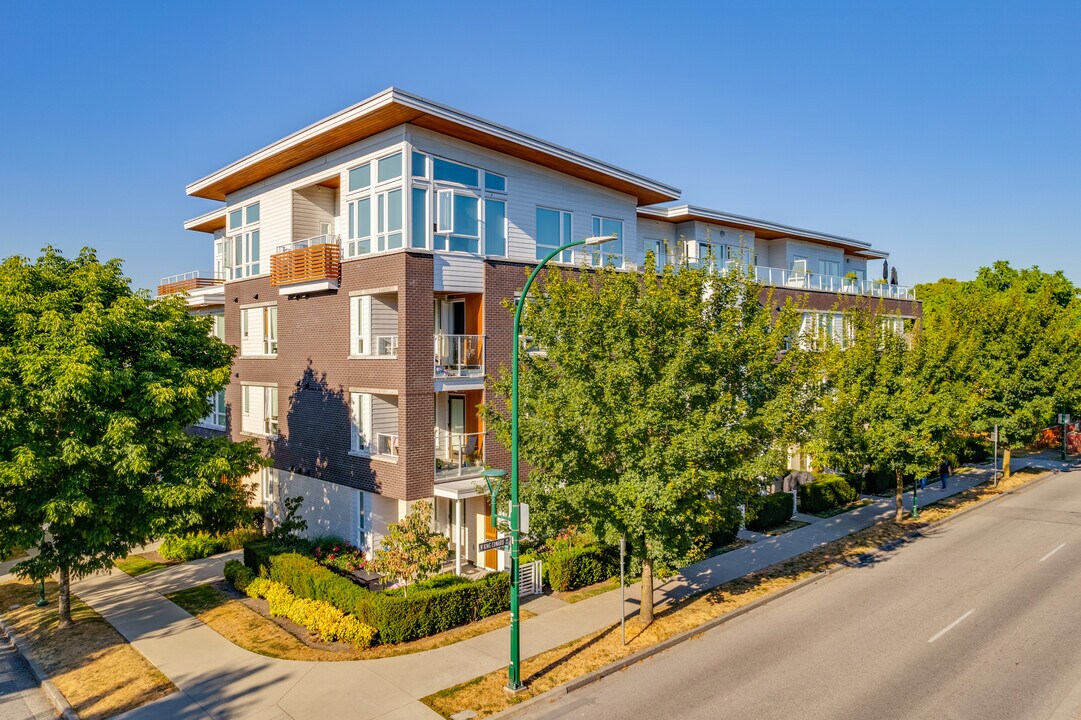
[479,537,510,553]
[1059,413,1071,425]
[520,503,530,535]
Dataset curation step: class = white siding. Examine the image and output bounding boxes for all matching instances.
[843,254,870,279]
[371,394,398,441]
[292,185,338,243]
[783,239,845,274]
[240,385,265,435]
[433,254,484,292]
[370,294,398,346]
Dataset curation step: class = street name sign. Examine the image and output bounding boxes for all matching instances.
[479,537,510,553]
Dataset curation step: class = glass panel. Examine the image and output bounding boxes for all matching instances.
[449,236,479,253]
[377,194,385,234]
[484,199,506,256]
[433,157,479,186]
[592,217,600,237]
[357,198,371,240]
[600,218,622,261]
[229,209,243,230]
[387,189,402,232]
[387,232,403,249]
[348,163,371,192]
[377,152,402,183]
[536,208,559,247]
[348,201,355,239]
[436,190,454,233]
[484,172,506,192]
[250,231,260,265]
[411,187,427,249]
[246,203,260,224]
[412,151,427,177]
[453,195,478,236]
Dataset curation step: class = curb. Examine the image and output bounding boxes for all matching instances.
[0,613,79,720]
[490,466,1062,719]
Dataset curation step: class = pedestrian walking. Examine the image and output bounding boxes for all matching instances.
[939,459,950,490]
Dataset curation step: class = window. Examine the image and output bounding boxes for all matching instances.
[536,208,573,262]
[350,391,372,454]
[348,163,371,193]
[818,259,842,277]
[241,385,278,437]
[484,199,506,256]
[200,390,226,429]
[644,238,671,268]
[344,152,405,259]
[225,202,260,279]
[377,152,402,184]
[433,157,479,186]
[411,187,428,249]
[240,306,277,357]
[350,295,371,356]
[484,172,506,192]
[346,197,372,257]
[590,216,623,267]
[797,311,851,350]
[376,188,403,251]
[412,151,428,178]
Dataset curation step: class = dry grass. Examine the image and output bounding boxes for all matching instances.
[0,579,174,720]
[813,498,874,519]
[3,547,28,562]
[423,467,1053,718]
[762,519,810,536]
[114,551,173,577]
[559,577,620,604]
[167,582,535,660]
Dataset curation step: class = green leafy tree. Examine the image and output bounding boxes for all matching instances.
[485,257,818,624]
[369,499,449,595]
[923,263,1081,476]
[811,303,971,520]
[0,248,265,626]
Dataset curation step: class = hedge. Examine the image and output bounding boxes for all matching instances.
[546,545,617,592]
[746,491,794,531]
[242,547,510,645]
[798,474,859,514]
[708,502,744,549]
[244,577,376,648]
[160,528,263,563]
[223,559,255,592]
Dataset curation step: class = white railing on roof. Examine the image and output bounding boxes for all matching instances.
[273,234,338,255]
[752,266,916,300]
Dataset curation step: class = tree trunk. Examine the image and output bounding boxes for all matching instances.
[57,566,72,629]
[1003,447,1012,479]
[895,468,904,522]
[640,557,654,626]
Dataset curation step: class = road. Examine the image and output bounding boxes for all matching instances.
[0,643,53,720]
[516,469,1081,720]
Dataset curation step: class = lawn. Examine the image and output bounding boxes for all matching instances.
[114,551,173,577]
[762,519,810,536]
[0,579,174,720]
[423,466,1053,718]
[167,582,535,660]
[558,577,621,604]
[813,498,873,519]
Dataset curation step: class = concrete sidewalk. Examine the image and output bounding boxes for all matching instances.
[66,456,1066,720]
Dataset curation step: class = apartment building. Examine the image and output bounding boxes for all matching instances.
[163,87,919,574]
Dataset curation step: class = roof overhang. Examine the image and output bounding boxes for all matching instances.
[638,204,888,259]
[183,207,227,234]
[433,477,488,500]
[187,87,681,206]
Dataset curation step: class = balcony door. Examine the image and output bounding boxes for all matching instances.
[437,298,466,335]
[448,394,466,437]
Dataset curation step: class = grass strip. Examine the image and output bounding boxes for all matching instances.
[0,579,174,720]
[114,552,172,577]
[423,467,1052,718]
[762,519,811,536]
[813,498,873,519]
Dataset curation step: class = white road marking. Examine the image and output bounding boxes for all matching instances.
[1040,543,1066,563]
[929,609,975,643]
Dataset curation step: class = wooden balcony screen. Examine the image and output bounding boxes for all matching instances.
[270,244,341,287]
[156,277,224,296]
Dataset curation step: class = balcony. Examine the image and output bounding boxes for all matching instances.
[434,335,484,378]
[157,270,224,297]
[270,235,341,294]
[434,430,485,480]
[752,266,916,301]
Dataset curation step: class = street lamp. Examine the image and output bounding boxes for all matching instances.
[498,233,615,692]
[35,522,50,608]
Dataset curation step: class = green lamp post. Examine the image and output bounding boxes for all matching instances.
[490,233,615,692]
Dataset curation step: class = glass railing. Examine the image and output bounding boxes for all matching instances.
[273,233,337,255]
[434,334,484,377]
[434,430,485,479]
[752,266,916,300]
[157,270,225,296]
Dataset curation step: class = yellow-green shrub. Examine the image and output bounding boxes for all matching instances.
[244,577,376,648]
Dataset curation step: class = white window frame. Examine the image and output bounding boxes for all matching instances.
[240,307,277,358]
[226,202,260,279]
[818,259,842,277]
[415,151,507,255]
[262,306,277,355]
[263,386,278,436]
[590,215,624,268]
[350,391,373,455]
[350,295,372,356]
[343,149,405,260]
[198,390,226,430]
[536,207,574,263]
[241,384,278,438]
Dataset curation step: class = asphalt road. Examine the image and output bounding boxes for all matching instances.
[516,469,1081,720]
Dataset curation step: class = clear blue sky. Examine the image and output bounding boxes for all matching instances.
[1,0,1078,292]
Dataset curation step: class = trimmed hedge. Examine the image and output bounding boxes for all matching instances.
[245,577,376,648]
[546,545,617,592]
[160,528,263,563]
[746,491,794,531]
[242,548,510,645]
[798,474,859,514]
[223,559,255,592]
[709,503,743,549]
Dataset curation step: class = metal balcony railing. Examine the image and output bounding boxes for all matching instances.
[157,270,224,297]
[434,430,485,480]
[433,334,484,378]
[752,266,916,301]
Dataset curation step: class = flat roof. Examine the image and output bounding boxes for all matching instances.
[638,204,889,259]
[183,207,226,234]
[187,87,681,205]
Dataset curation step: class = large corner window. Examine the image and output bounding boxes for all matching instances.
[414,153,506,255]
[225,202,260,278]
[590,216,623,268]
[537,208,573,262]
[343,150,405,259]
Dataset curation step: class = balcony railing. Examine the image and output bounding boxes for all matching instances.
[373,335,398,357]
[157,270,224,297]
[374,433,399,458]
[570,248,626,269]
[434,334,484,378]
[752,266,916,301]
[270,235,341,287]
[434,430,484,480]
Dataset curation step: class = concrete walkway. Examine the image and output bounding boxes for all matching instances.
[64,455,1070,720]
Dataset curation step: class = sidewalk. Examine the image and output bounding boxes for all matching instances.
[64,456,1066,720]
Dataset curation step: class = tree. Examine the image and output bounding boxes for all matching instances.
[0,248,265,626]
[810,303,971,520]
[918,262,1081,477]
[369,499,449,595]
[485,257,818,624]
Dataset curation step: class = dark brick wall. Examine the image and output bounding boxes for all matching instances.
[761,287,922,318]
[222,251,435,501]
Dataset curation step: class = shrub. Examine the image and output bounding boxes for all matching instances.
[746,491,794,531]
[160,528,263,563]
[244,577,376,648]
[546,545,617,592]
[798,474,859,514]
[223,559,255,592]
[708,502,743,549]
